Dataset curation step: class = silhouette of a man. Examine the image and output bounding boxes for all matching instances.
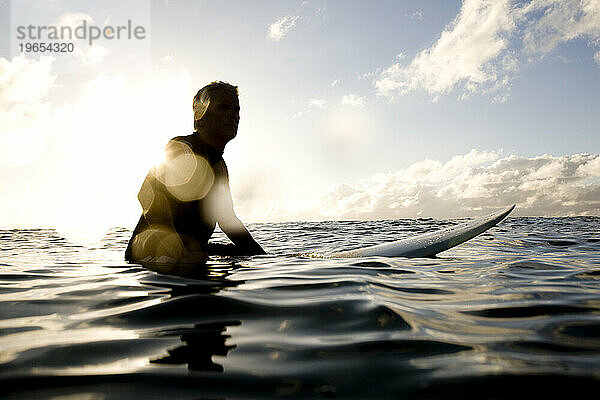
[126,81,265,266]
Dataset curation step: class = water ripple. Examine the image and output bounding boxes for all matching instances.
[1,216,600,398]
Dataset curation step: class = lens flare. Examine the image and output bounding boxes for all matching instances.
[156,153,215,202]
[130,225,185,262]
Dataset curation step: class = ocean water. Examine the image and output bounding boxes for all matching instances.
[1,216,600,399]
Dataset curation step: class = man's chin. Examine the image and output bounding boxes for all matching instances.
[224,131,237,141]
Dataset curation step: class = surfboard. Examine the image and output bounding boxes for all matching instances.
[331,204,515,258]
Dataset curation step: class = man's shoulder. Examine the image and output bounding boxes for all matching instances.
[167,133,224,165]
[164,134,199,156]
[168,133,195,147]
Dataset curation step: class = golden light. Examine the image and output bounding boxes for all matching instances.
[159,153,215,202]
[130,225,185,262]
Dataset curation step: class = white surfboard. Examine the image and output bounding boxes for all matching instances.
[331,205,515,258]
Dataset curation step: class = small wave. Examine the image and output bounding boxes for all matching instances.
[2,217,600,398]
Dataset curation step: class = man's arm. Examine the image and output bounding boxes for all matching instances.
[219,214,266,255]
[216,180,266,255]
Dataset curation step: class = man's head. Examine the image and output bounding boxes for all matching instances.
[193,81,238,125]
[193,82,240,148]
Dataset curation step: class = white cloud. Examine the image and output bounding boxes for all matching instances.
[0,55,56,105]
[53,13,111,66]
[341,94,366,107]
[0,56,57,167]
[522,0,600,55]
[288,97,328,120]
[309,98,327,108]
[55,12,94,28]
[377,0,600,100]
[411,10,424,21]
[329,79,340,87]
[377,0,516,99]
[267,15,300,41]
[77,44,111,66]
[239,150,600,220]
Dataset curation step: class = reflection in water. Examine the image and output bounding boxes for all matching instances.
[151,320,240,372]
[142,259,243,285]
[142,260,243,373]
[141,258,224,280]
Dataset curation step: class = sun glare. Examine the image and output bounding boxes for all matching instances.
[52,70,191,245]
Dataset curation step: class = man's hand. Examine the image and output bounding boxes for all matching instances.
[219,215,266,255]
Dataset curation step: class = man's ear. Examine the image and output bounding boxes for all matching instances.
[194,119,206,130]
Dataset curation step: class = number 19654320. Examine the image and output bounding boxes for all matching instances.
[19,42,74,52]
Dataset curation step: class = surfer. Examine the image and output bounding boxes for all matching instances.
[125,81,265,266]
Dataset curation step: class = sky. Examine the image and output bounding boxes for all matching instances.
[0,0,599,242]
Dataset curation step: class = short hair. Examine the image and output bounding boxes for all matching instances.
[193,81,238,131]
